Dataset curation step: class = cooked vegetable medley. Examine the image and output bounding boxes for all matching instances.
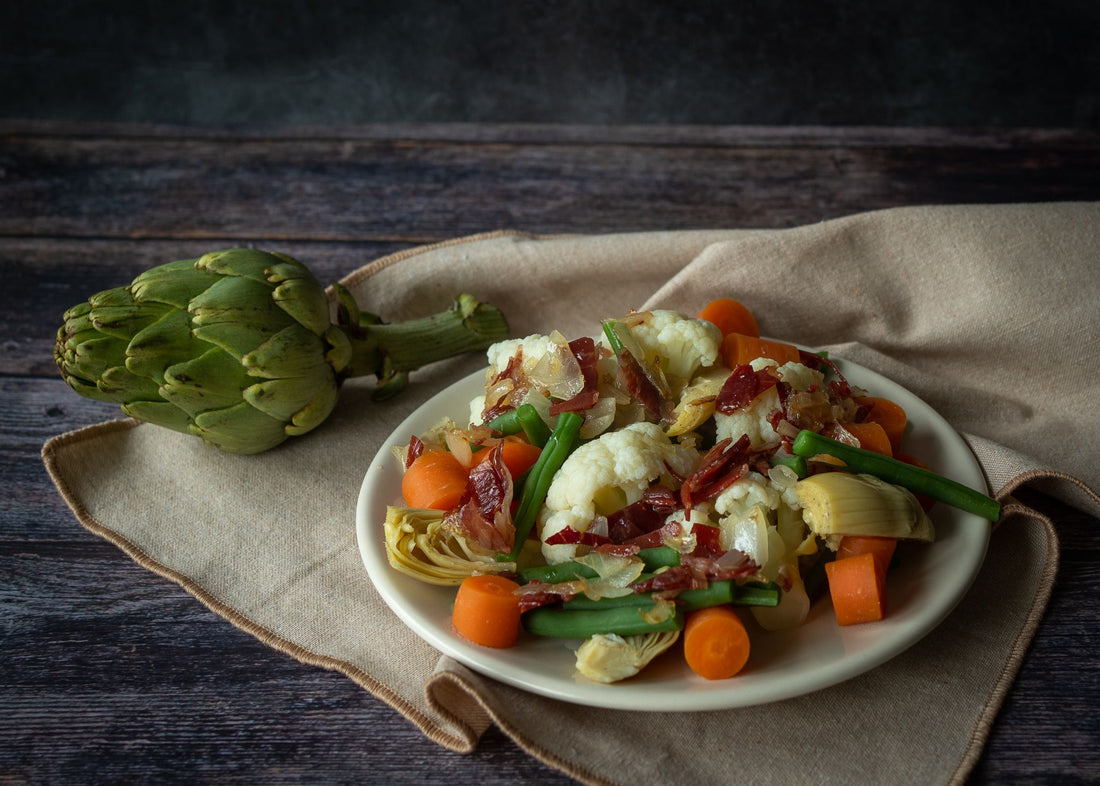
[382,299,1000,683]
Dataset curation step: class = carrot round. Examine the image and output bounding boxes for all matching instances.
[401,449,469,511]
[856,396,908,454]
[682,606,751,680]
[838,421,894,457]
[824,552,887,626]
[836,535,898,576]
[473,440,543,479]
[452,574,523,648]
[722,332,801,368]
[697,298,760,338]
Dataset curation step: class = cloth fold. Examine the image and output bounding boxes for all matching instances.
[43,203,1100,785]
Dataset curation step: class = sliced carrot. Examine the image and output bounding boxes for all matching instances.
[473,440,543,479]
[838,421,894,457]
[452,574,523,648]
[400,449,469,511]
[722,332,801,368]
[683,606,751,680]
[855,396,908,454]
[836,535,898,576]
[697,298,760,338]
[825,552,887,626]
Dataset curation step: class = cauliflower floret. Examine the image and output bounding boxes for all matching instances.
[714,389,780,449]
[712,358,824,449]
[475,331,586,424]
[714,471,782,522]
[713,469,809,581]
[775,360,824,392]
[714,471,785,572]
[485,334,556,373]
[714,357,779,449]
[629,310,723,391]
[538,422,700,564]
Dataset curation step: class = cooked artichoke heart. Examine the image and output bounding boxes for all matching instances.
[665,366,730,437]
[795,472,934,547]
[383,506,514,586]
[575,630,681,683]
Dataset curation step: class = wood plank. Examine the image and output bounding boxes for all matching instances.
[0,542,574,784]
[5,119,1100,149]
[3,133,1098,242]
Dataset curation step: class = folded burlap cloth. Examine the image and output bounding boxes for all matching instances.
[44,203,1099,785]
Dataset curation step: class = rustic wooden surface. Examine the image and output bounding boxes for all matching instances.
[3,122,1099,784]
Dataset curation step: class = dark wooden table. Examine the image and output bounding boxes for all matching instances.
[4,122,1099,784]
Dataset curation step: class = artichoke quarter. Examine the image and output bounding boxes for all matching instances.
[54,248,510,454]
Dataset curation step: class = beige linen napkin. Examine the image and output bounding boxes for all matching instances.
[44,204,1100,785]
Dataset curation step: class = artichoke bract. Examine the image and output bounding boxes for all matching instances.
[54,248,510,454]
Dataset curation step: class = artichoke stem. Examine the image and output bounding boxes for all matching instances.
[342,293,510,384]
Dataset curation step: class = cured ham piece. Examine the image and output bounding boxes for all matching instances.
[445,445,514,552]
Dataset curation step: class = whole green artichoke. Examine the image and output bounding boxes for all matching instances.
[54,248,510,454]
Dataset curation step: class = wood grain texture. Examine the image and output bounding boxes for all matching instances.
[4,127,1099,242]
[3,123,1098,784]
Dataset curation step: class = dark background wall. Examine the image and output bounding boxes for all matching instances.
[4,0,1099,129]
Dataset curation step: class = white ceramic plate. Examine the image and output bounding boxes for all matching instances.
[355,356,991,711]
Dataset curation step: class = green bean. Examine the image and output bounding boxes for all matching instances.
[637,546,681,571]
[600,319,626,355]
[487,403,552,447]
[523,604,684,639]
[487,408,521,434]
[519,561,598,584]
[518,546,679,585]
[682,580,781,610]
[507,411,584,560]
[801,550,835,603]
[562,580,781,612]
[561,592,654,611]
[769,453,808,478]
[791,430,1001,521]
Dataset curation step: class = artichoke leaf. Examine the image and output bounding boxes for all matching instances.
[323,326,352,375]
[125,308,208,382]
[89,297,173,341]
[242,324,330,380]
[97,363,163,402]
[61,364,143,403]
[61,334,128,379]
[191,321,280,361]
[189,400,289,455]
[123,398,199,433]
[59,302,95,335]
[129,258,218,308]
[196,248,287,283]
[285,379,340,435]
[160,348,252,416]
[269,270,331,336]
[243,373,338,423]
[188,275,285,326]
[62,373,120,402]
[87,285,139,309]
[61,299,93,324]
